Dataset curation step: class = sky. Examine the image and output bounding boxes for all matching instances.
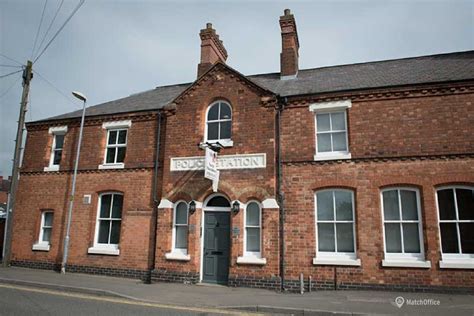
[0,0,473,177]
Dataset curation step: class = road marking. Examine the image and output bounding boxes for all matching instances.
[0,283,261,315]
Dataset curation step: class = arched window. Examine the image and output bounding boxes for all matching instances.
[173,201,189,254]
[245,201,262,257]
[205,101,232,145]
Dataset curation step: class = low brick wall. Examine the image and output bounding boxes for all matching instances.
[151,269,199,284]
[10,260,148,281]
[228,275,281,290]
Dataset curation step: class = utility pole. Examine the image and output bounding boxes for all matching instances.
[2,60,33,267]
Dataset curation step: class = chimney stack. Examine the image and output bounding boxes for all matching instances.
[197,23,228,78]
[279,9,299,79]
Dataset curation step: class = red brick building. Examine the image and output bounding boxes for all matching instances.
[10,10,474,292]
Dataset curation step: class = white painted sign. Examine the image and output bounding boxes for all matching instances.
[170,153,266,171]
[204,148,218,181]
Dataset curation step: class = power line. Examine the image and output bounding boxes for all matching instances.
[0,70,23,79]
[31,0,49,60]
[0,64,22,68]
[0,53,23,66]
[33,70,80,108]
[34,0,85,64]
[34,0,65,60]
[0,77,21,99]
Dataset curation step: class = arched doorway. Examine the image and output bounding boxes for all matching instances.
[200,194,231,285]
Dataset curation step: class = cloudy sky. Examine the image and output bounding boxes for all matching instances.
[0,0,473,177]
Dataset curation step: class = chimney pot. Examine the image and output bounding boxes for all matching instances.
[284,8,291,15]
[206,23,212,29]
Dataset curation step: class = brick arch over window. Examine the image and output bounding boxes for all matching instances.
[236,186,272,203]
[311,184,357,193]
[434,181,474,188]
[379,183,423,191]
[168,191,193,204]
[196,180,238,202]
[376,177,424,189]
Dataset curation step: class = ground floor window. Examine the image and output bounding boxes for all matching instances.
[94,193,123,249]
[245,201,261,257]
[315,189,357,260]
[173,201,188,254]
[437,186,474,257]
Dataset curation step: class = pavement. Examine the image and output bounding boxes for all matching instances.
[0,266,473,315]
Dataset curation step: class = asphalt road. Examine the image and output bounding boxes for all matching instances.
[0,284,257,316]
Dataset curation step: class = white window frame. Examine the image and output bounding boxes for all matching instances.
[88,192,123,256]
[44,127,67,172]
[99,121,131,170]
[99,128,127,169]
[313,189,360,266]
[204,101,233,147]
[32,210,53,251]
[380,187,431,268]
[436,185,474,269]
[309,100,351,161]
[172,201,189,255]
[243,201,263,258]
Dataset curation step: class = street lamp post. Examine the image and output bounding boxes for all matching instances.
[61,91,87,274]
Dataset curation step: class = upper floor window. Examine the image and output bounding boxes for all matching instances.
[314,189,360,266]
[380,188,430,267]
[88,192,123,255]
[99,120,131,170]
[437,186,474,268]
[32,210,54,251]
[106,129,127,164]
[205,101,232,146]
[309,100,351,161]
[45,126,67,172]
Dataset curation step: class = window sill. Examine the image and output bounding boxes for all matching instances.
[237,256,267,265]
[313,257,361,266]
[88,247,120,256]
[32,243,50,251]
[313,153,351,161]
[382,259,431,268]
[203,140,233,148]
[44,166,59,172]
[98,163,125,170]
[439,260,474,269]
[165,252,190,261]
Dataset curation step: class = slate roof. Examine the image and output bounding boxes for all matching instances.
[37,50,474,122]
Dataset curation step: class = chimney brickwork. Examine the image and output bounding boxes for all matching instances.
[279,9,300,79]
[197,23,228,78]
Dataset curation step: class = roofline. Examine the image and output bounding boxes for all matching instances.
[247,49,474,78]
[281,78,474,99]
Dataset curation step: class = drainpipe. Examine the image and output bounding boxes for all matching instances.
[276,95,287,291]
[146,111,162,284]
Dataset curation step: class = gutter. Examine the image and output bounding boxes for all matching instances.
[276,95,287,291]
[147,111,162,283]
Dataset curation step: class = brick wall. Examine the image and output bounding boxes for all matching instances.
[280,90,474,291]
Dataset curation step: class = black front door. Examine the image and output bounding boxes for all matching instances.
[203,212,230,284]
